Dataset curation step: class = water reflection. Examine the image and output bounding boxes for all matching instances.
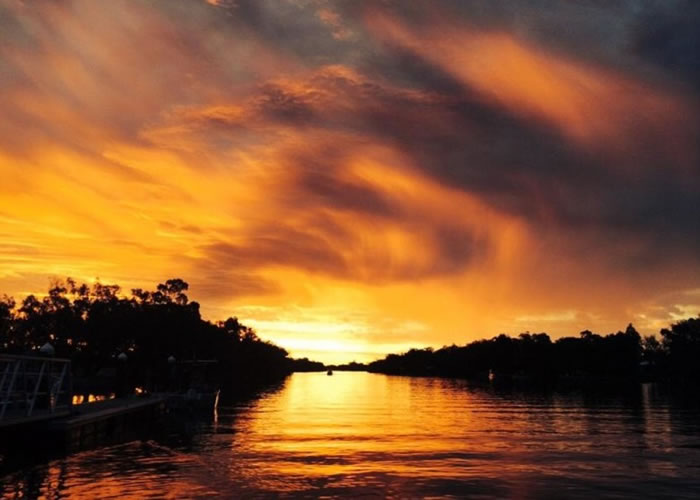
[2,372,700,498]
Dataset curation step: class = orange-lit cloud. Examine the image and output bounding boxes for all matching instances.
[0,0,698,362]
[367,12,695,159]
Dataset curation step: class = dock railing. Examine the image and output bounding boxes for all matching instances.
[0,354,72,426]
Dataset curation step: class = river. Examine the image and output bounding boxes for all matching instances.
[2,371,700,498]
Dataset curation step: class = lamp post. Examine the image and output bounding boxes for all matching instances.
[168,355,176,391]
[117,352,128,398]
[38,342,55,411]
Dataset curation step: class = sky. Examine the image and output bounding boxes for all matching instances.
[0,0,698,363]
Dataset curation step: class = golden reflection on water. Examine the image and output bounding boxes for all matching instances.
[219,373,700,497]
[3,372,700,499]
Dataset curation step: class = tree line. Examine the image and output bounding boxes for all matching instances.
[0,278,292,395]
[367,319,700,387]
[4,278,697,391]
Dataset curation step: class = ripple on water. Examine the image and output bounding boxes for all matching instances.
[2,373,700,498]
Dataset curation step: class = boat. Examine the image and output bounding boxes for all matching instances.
[327,369,333,376]
[180,386,220,411]
[168,359,220,413]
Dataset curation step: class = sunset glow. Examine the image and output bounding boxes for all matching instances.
[1,0,698,363]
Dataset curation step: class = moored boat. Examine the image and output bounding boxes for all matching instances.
[167,359,220,413]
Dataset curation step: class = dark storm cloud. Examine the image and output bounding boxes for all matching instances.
[296,169,397,217]
[347,1,699,262]
[151,0,699,278]
[205,0,355,61]
[194,215,487,284]
[634,0,700,87]
[194,61,699,259]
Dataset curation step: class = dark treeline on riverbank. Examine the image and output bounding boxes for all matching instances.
[4,279,698,392]
[328,362,367,372]
[289,359,368,372]
[367,319,700,387]
[0,278,294,395]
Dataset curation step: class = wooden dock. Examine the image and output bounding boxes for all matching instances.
[0,354,208,454]
[47,396,168,452]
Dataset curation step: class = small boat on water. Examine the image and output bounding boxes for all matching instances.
[168,359,220,413]
[180,386,220,411]
[327,369,333,376]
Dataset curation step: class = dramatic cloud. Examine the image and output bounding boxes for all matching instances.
[0,0,698,362]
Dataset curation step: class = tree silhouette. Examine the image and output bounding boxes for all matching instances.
[366,319,700,387]
[660,317,700,382]
[0,278,295,396]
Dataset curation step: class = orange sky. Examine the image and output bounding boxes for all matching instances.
[1,0,699,363]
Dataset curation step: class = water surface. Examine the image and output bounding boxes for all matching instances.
[2,372,700,498]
